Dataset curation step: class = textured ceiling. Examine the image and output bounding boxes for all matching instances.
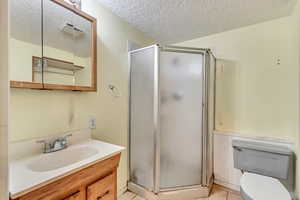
[11,0,91,57]
[96,0,297,43]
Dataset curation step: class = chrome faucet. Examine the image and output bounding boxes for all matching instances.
[37,134,72,153]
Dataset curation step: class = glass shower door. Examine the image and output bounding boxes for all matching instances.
[129,46,158,191]
[159,51,204,189]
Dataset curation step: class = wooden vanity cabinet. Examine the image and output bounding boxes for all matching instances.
[63,191,83,200]
[87,173,115,200]
[12,153,121,200]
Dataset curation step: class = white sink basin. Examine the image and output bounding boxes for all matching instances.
[27,146,98,172]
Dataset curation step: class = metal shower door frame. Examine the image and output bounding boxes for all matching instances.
[157,45,213,192]
[153,45,160,193]
[128,45,215,193]
[128,44,160,193]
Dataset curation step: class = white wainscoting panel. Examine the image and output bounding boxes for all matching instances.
[213,133,241,191]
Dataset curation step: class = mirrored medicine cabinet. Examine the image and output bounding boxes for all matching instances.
[10,0,97,91]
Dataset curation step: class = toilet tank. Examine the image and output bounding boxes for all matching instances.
[232,139,294,180]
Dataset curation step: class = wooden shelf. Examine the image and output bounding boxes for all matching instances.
[33,56,84,72]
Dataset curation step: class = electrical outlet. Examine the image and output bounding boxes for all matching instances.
[89,116,96,129]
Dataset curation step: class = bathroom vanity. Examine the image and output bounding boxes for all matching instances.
[9,135,124,200]
[12,154,120,200]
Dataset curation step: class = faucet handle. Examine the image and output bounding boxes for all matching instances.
[36,139,47,144]
[36,140,49,153]
[61,134,72,146]
[63,134,73,139]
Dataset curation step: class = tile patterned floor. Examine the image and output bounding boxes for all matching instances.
[119,185,242,200]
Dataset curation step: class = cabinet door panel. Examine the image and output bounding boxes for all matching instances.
[43,0,94,88]
[63,191,84,200]
[87,172,116,200]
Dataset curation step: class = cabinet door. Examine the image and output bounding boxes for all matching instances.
[10,0,43,88]
[63,191,84,200]
[87,172,116,200]
[42,0,96,91]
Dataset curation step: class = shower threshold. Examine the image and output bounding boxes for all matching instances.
[127,180,213,200]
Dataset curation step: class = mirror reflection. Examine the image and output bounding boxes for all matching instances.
[10,0,42,84]
[42,0,92,86]
[10,0,95,89]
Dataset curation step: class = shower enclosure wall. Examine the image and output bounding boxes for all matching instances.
[129,45,215,199]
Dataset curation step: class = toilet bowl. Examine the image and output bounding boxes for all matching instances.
[240,172,291,200]
[232,138,294,200]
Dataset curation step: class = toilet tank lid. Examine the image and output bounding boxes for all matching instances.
[232,139,293,155]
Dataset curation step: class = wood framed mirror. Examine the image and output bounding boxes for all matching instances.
[10,0,97,91]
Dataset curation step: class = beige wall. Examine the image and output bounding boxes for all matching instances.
[0,0,9,199]
[178,4,300,197]
[178,14,299,141]
[10,0,154,194]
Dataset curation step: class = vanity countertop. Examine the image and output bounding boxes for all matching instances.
[9,139,125,199]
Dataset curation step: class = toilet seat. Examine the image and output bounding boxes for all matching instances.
[240,172,291,200]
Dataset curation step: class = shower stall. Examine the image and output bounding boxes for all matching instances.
[128,45,216,199]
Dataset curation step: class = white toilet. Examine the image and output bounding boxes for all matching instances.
[232,139,294,200]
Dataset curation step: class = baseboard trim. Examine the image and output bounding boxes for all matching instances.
[118,186,128,197]
[128,182,212,200]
